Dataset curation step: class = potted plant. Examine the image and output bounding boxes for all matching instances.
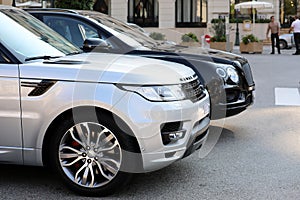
[180,32,201,47]
[240,34,263,54]
[209,19,233,51]
[149,32,166,41]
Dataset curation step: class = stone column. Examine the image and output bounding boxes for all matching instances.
[207,0,230,23]
[111,0,128,22]
[158,0,176,28]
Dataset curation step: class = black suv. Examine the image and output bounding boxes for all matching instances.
[27,8,255,119]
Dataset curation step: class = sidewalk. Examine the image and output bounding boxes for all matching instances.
[232,45,295,55]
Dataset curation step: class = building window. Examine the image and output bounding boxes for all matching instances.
[128,0,158,27]
[176,0,207,27]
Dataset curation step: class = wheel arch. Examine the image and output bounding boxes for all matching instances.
[41,106,141,167]
[279,39,287,49]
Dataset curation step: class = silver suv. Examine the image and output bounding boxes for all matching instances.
[0,6,210,196]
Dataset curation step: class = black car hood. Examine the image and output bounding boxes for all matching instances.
[152,44,249,66]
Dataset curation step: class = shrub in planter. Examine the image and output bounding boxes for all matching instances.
[181,33,199,42]
[241,34,259,45]
[149,32,166,41]
[210,19,226,42]
[210,19,233,51]
[240,34,263,53]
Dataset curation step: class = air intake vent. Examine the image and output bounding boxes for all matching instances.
[21,80,56,96]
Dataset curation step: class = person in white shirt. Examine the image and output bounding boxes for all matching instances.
[289,15,300,55]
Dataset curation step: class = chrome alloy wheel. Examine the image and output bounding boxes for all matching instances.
[59,122,122,188]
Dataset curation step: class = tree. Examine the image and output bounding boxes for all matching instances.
[55,0,95,10]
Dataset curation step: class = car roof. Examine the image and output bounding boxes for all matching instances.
[24,8,79,14]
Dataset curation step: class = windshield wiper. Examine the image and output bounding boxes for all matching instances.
[25,55,61,62]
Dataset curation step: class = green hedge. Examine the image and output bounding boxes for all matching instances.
[55,0,94,9]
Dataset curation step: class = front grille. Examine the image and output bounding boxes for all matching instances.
[182,78,206,103]
[242,63,254,85]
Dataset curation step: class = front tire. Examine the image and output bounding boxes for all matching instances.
[279,40,287,49]
[48,111,137,196]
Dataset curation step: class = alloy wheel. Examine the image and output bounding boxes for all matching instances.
[58,122,122,188]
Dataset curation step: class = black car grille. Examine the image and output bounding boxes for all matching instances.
[182,79,206,103]
[242,63,254,85]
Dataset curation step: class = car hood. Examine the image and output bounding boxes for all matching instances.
[155,45,248,65]
[20,53,196,85]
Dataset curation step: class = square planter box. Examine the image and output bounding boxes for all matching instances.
[210,42,233,52]
[240,42,263,54]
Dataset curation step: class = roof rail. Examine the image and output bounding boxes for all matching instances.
[24,8,79,14]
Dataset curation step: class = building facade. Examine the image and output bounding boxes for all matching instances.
[97,0,281,43]
[2,0,300,42]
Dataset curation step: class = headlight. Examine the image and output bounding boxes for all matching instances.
[216,68,227,78]
[226,67,239,83]
[216,64,239,84]
[120,85,187,101]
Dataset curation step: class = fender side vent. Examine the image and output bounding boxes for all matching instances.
[21,80,57,96]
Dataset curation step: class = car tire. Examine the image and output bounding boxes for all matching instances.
[279,40,287,49]
[48,109,138,196]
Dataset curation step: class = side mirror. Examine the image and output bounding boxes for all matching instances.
[83,38,110,52]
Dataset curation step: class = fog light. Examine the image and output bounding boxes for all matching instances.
[169,130,185,140]
[161,130,186,145]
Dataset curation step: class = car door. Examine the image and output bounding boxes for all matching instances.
[0,46,23,164]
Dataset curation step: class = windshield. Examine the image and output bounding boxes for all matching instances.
[0,8,81,62]
[79,11,158,48]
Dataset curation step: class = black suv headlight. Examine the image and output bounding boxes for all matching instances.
[215,64,239,84]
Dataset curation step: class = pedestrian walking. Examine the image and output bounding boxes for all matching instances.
[289,15,300,55]
[266,16,281,54]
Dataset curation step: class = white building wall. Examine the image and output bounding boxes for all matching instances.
[109,0,280,43]
[208,0,230,23]
[111,0,127,22]
[158,0,176,28]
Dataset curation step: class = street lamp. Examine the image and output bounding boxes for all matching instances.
[235,9,240,46]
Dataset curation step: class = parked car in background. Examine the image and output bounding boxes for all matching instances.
[279,33,294,49]
[27,8,255,119]
[0,6,211,196]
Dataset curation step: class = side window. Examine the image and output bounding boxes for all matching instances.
[78,24,99,40]
[43,15,101,48]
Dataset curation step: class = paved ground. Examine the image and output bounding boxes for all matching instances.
[0,47,300,199]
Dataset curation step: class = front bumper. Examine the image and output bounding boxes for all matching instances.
[113,89,210,172]
[223,85,255,117]
[210,84,255,119]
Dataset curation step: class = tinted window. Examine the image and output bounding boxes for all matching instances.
[43,15,101,48]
